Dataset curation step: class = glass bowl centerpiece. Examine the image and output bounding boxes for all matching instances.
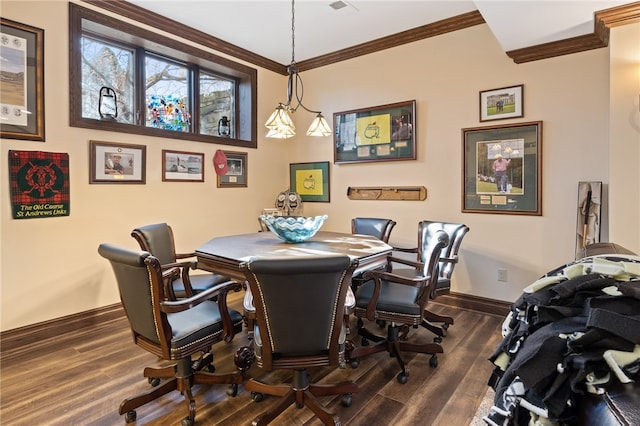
[260,215,328,243]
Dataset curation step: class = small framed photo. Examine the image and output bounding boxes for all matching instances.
[90,140,146,184]
[217,151,247,188]
[162,150,204,182]
[289,161,330,202]
[479,84,524,122]
[462,121,542,215]
[0,18,45,141]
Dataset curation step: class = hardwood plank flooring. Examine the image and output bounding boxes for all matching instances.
[0,292,503,425]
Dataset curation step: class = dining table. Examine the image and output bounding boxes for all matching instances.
[195,230,393,281]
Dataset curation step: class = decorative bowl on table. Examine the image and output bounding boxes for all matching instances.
[259,215,328,243]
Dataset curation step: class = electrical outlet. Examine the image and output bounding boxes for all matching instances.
[498,269,508,282]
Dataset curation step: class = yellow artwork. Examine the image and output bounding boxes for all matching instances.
[295,169,324,196]
[356,113,391,145]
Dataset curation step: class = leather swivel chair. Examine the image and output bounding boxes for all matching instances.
[351,217,396,244]
[347,218,396,330]
[98,243,251,426]
[393,221,469,340]
[131,223,230,299]
[347,230,449,384]
[240,255,359,426]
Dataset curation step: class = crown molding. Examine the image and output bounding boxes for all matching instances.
[507,1,640,64]
[81,0,639,72]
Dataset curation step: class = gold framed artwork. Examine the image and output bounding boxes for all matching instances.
[0,18,45,141]
[333,100,416,164]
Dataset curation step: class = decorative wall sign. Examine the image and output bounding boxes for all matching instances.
[462,121,542,215]
[9,150,70,219]
[162,149,204,182]
[347,186,427,201]
[289,161,330,202]
[334,100,416,164]
[0,18,45,141]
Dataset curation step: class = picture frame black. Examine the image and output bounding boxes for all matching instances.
[462,121,542,215]
[217,151,247,188]
[289,161,330,202]
[479,84,524,122]
[0,18,45,141]
[333,100,416,164]
[90,140,146,184]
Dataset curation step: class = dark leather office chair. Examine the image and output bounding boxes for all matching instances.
[347,218,396,331]
[131,223,229,299]
[393,221,469,340]
[240,255,359,425]
[98,243,251,426]
[351,217,396,244]
[347,230,449,384]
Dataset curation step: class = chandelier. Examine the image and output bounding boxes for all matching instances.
[264,0,332,139]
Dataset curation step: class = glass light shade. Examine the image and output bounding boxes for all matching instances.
[265,105,295,130]
[266,126,296,139]
[306,113,332,137]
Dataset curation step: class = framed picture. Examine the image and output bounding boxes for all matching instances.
[462,121,542,215]
[289,161,330,202]
[162,150,204,182]
[90,140,146,184]
[217,151,247,188]
[0,18,45,141]
[334,100,416,164]
[479,84,524,122]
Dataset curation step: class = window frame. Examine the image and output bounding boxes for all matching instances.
[69,3,257,149]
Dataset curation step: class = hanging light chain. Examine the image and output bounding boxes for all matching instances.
[291,0,296,65]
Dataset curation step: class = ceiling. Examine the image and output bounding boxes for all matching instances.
[126,0,631,65]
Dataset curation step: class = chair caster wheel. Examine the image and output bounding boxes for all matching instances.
[442,323,450,330]
[433,336,442,344]
[252,392,265,402]
[350,358,360,369]
[227,383,238,397]
[377,319,386,328]
[356,318,363,329]
[361,337,369,346]
[124,410,136,423]
[341,393,353,407]
[181,417,194,426]
[206,364,216,373]
[429,354,438,368]
[148,377,160,387]
[396,372,408,384]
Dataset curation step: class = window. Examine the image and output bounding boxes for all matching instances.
[69,4,257,148]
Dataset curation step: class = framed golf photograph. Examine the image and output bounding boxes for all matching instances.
[462,121,542,215]
[217,151,247,188]
[0,18,45,141]
[90,140,146,184]
[479,84,523,122]
[334,100,416,164]
[162,150,204,182]
[289,161,330,202]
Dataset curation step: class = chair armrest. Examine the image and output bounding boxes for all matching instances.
[161,260,197,298]
[161,279,243,342]
[393,246,418,254]
[360,269,430,321]
[174,251,197,260]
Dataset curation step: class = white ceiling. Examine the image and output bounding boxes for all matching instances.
[127,0,630,65]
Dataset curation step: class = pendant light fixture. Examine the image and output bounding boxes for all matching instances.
[265,0,332,139]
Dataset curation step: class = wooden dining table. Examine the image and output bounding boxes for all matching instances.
[195,231,393,281]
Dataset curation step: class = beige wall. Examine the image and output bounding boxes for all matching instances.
[1,1,638,331]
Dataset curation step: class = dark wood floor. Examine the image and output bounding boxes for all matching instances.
[0,291,503,425]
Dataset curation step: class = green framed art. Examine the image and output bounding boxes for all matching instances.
[289,161,330,202]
